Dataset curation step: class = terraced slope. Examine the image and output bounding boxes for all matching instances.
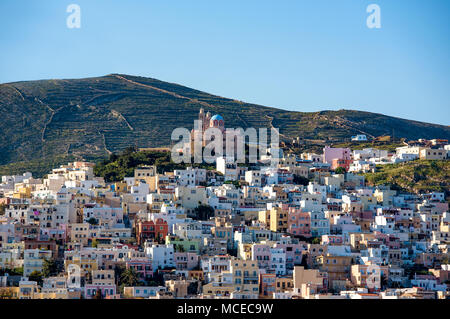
[0,73,449,172]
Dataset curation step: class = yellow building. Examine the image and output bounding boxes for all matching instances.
[165,280,190,298]
[275,277,293,293]
[242,210,259,222]
[349,233,376,251]
[134,166,157,184]
[0,287,19,299]
[211,218,233,245]
[317,254,354,290]
[202,282,235,298]
[229,258,259,294]
[293,266,327,297]
[285,165,309,178]
[37,289,70,299]
[113,181,128,194]
[269,207,288,233]
[65,256,98,276]
[13,185,32,199]
[258,210,270,225]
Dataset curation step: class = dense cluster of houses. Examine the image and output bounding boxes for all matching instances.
[0,115,449,299]
[346,138,450,173]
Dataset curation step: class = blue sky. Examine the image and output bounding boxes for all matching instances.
[0,0,449,125]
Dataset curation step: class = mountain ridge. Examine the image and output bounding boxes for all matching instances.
[4,73,448,127]
[0,73,449,169]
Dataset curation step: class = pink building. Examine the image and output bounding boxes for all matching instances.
[331,158,352,171]
[84,284,117,299]
[273,242,308,269]
[375,233,401,249]
[431,202,449,214]
[321,235,344,245]
[253,240,308,271]
[288,207,311,238]
[323,146,351,164]
[174,252,199,270]
[126,259,153,280]
[353,210,374,220]
[383,234,401,250]
[39,226,67,242]
[251,244,271,270]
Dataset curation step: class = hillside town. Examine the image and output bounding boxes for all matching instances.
[0,112,449,300]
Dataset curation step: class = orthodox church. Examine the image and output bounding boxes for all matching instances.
[187,108,243,161]
[196,108,225,133]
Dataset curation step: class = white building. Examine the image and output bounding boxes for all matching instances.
[351,135,368,142]
[216,157,239,181]
[270,247,286,275]
[145,244,175,270]
[373,215,395,234]
[245,170,262,187]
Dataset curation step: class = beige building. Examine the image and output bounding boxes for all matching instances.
[374,188,396,207]
[351,264,389,288]
[91,270,115,286]
[165,279,190,298]
[70,223,90,245]
[317,254,354,290]
[293,266,326,297]
[175,186,208,215]
[134,166,157,184]
[419,148,446,160]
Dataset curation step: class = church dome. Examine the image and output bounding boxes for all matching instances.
[210,114,224,121]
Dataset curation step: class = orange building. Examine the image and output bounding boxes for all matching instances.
[136,218,168,245]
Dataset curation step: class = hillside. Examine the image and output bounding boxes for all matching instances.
[364,160,450,197]
[1,73,449,176]
[93,147,215,183]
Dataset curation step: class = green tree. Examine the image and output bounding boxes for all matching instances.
[381,274,388,290]
[193,204,215,221]
[87,217,98,225]
[120,267,139,287]
[42,259,58,277]
[224,180,240,188]
[114,264,126,285]
[29,271,43,285]
[335,167,346,174]
[187,281,199,296]
[12,267,23,276]
[293,174,310,186]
